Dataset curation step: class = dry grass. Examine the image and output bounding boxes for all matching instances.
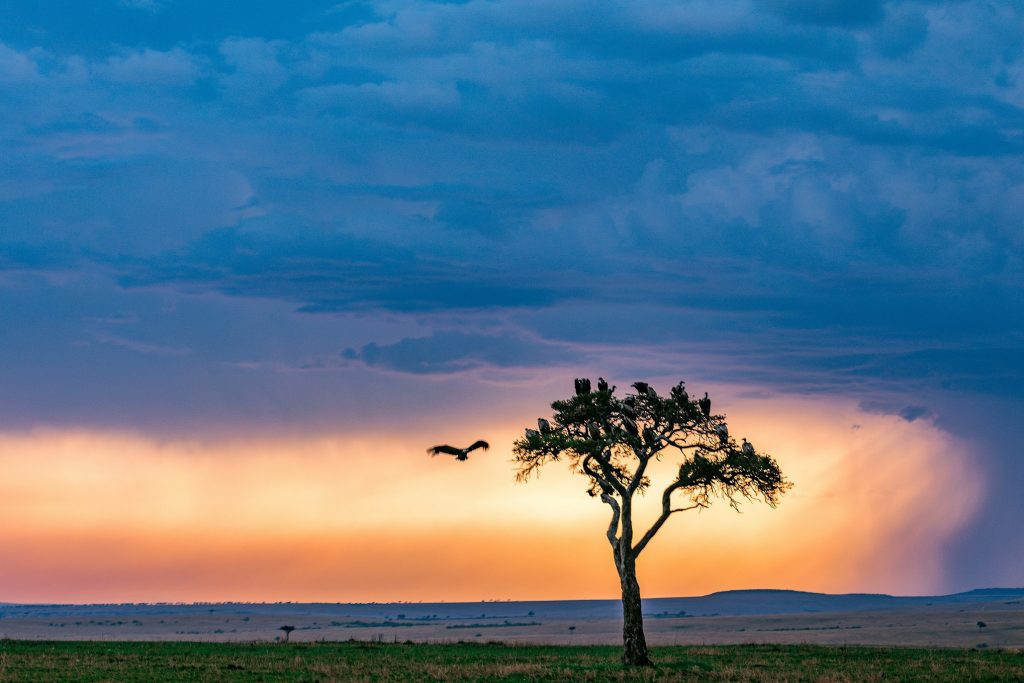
[0,640,1023,682]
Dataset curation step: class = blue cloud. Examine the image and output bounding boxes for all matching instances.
[116,227,575,311]
[342,330,580,374]
[762,0,885,26]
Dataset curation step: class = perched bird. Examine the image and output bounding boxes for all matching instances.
[671,381,688,404]
[524,428,540,439]
[597,377,609,392]
[716,423,729,444]
[620,402,637,420]
[645,385,658,400]
[698,392,711,417]
[427,440,490,461]
[632,381,649,395]
[538,418,552,434]
[575,378,592,395]
[587,422,601,439]
[621,415,639,436]
[741,439,754,455]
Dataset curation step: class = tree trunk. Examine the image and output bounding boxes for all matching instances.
[618,555,651,666]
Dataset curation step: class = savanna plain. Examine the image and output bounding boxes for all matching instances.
[2,641,1024,682]
[2,593,1023,681]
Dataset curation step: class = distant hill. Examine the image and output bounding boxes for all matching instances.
[1,588,1022,621]
[642,587,1024,618]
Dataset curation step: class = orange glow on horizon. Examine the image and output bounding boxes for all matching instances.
[0,395,982,603]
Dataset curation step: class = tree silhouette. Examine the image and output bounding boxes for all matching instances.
[513,378,790,666]
[279,625,295,642]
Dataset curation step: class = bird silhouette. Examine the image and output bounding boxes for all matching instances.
[716,423,729,444]
[741,438,755,455]
[427,440,490,461]
[698,392,711,417]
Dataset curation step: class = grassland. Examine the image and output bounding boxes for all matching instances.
[1,640,1023,682]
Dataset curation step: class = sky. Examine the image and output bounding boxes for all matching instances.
[0,0,1022,603]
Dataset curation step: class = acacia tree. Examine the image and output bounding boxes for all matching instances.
[513,378,790,666]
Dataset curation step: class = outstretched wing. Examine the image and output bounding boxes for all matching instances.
[428,445,462,457]
[466,440,490,453]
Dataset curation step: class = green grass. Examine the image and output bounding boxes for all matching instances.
[0,640,1022,682]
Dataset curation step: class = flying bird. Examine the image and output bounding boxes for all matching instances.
[699,392,711,417]
[427,440,490,461]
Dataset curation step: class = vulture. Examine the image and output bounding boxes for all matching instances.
[524,428,540,439]
[621,402,637,421]
[574,378,592,395]
[741,439,755,456]
[632,381,649,395]
[597,377,609,392]
[621,415,639,436]
[427,440,489,461]
[587,422,602,440]
[698,392,711,417]
[538,418,552,434]
[716,423,729,444]
[671,382,689,404]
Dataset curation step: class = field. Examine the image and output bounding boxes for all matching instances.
[3,590,1024,648]
[1,641,1023,682]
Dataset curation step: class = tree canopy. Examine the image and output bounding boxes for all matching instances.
[513,378,790,665]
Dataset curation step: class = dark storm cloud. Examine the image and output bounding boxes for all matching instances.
[342,330,580,374]
[115,228,573,312]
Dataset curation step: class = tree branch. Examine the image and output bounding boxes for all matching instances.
[582,454,622,497]
[627,446,650,494]
[591,450,629,495]
[632,482,701,556]
[600,493,621,550]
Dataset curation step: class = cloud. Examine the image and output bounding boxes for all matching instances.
[762,0,885,27]
[94,47,202,85]
[117,227,574,312]
[218,37,289,101]
[0,41,39,82]
[342,330,580,375]
[118,0,162,11]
